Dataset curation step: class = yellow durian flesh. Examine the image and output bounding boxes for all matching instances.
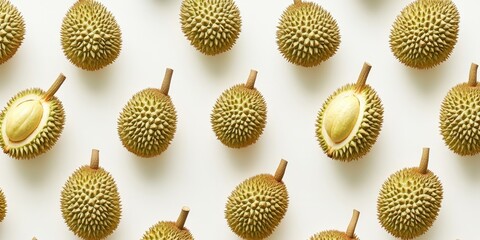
[141,207,194,240]
[309,210,360,240]
[0,189,5,222]
[323,95,360,143]
[0,0,25,64]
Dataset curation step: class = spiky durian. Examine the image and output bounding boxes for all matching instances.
[61,149,122,240]
[117,68,177,158]
[390,0,459,69]
[0,189,6,222]
[0,0,25,64]
[309,210,360,240]
[377,148,443,239]
[225,159,289,240]
[141,207,194,240]
[0,74,66,160]
[276,0,340,67]
[180,0,241,55]
[61,0,122,71]
[440,63,480,155]
[315,63,383,161]
[211,70,267,148]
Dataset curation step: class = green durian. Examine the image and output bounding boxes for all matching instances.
[309,210,360,240]
[0,0,25,64]
[141,207,194,240]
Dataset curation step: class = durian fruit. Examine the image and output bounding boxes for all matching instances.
[377,148,443,239]
[225,159,289,239]
[315,63,383,161]
[211,70,267,148]
[0,189,6,222]
[180,0,241,55]
[440,63,480,155]
[276,0,340,67]
[61,0,122,71]
[0,74,66,159]
[309,209,360,240]
[389,0,459,69]
[0,0,25,64]
[117,68,177,158]
[141,206,194,240]
[61,149,122,240]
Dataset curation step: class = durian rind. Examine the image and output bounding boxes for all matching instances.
[0,0,25,64]
[309,230,359,240]
[141,221,194,240]
[0,89,65,159]
[0,189,6,222]
[225,174,288,240]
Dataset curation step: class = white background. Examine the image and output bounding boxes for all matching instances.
[0,0,478,239]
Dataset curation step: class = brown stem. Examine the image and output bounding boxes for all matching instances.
[175,206,190,230]
[44,73,66,101]
[355,62,372,93]
[245,70,258,89]
[160,68,174,95]
[90,149,99,170]
[418,148,429,174]
[468,63,478,87]
[274,159,288,182]
[346,209,360,238]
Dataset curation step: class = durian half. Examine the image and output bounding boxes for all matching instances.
[0,189,6,222]
[141,206,194,240]
[117,68,177,158]
[440,63,480,155]
[0,0,25,64]
[315,63,383,161]
[0,74,66,159]
[225,159,289,240]
[309,209,360,240]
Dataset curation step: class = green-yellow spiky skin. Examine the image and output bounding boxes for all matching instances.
[61,0,122,71]
[180,0,241,55]
[377,167,443,239]
[309,230,359,240]
[0,189,6,222]
[440,83,480,155]
[315,84,383,161]
[0,89,65,160]
[61,165,122,240]
[0,0,25,64]
[117,89,177,158]
[389,0,459,69]
[141,221,194,240]
[276,2,340,67]
[211,84,267,148]
[225,174,288,240]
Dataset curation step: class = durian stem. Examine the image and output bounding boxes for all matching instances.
[175,206,190,230]
[160,68,174,95]
[245,70,258,89]
[346,209,360,238]
[294,0,301,3]
[90,149,100,170]
[274,159,288,182]
[354,62,372,93]
[418,148,429,174]
[468,63,478,87]
[44,73,66,101]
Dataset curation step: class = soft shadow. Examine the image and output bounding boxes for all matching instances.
[225,140,263,171]
[130,148,173,180]
[405,64,450,95]
[454,154,480,181]
[12,147,59,185]
[292,58,335,94]
[76,64,116,92]
[360,0,387,10]
[0,59,18,85]
[331,148,377,187]
[198,51,234,79]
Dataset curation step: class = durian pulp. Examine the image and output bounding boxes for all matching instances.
[321,91,366,152]
[1,94,51,149]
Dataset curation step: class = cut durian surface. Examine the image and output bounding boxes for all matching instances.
[0,74,66,159]
[0,0,25,64]
[141,207,194,240]
[309,209,360,240]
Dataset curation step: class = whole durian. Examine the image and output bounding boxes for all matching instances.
[61,149,122,240]
[225,159,289,239]
[0,0,25,64]
[315,63,383,161]
[390,0,459,69]
[0,74,66,159]
[440,63,480,155]
[117,68,177,158]
[309,209,360,240]
[141,206,194,240]
[180,0,241,55]
[377,148,443,239]
[211,70,267,148]
[0,189,6,222]
[276,0,340,67]
[61,0,122,71]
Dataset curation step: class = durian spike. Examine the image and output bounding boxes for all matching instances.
[274,159,288,182]
[90,149,100,170]
[418,148,430,174]
[355,62,372,93]
[175,206,190,230]
[44,73,66,101]
[160,68,174,95]
[245,69,258,89]
[468,63,478,87]
[293,0,302,4]
[346,209,360,238]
